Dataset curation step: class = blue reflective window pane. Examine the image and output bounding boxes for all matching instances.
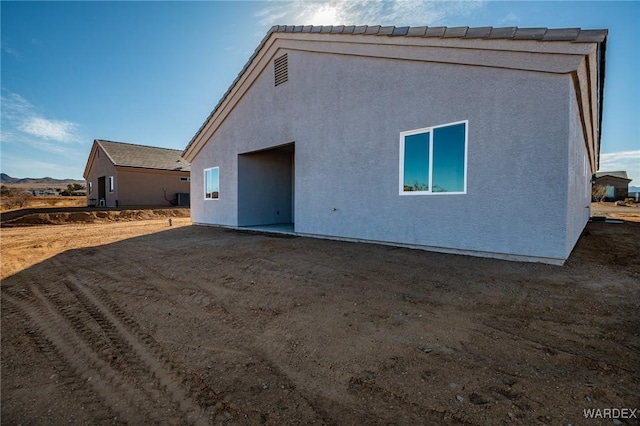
[205,168,219,199]
[403,132,430,192]
[432,123,465,192]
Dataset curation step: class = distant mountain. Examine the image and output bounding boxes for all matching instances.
[0,173,18,183]
[1,173,84,190]
[629,186,640,194]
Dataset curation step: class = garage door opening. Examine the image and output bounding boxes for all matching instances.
[238,143,294,233]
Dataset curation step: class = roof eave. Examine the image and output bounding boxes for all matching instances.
[114,165,191,173]
[82,140,100,179]
[182,25,609,163]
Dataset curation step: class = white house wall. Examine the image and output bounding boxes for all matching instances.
[565,83,592,258]
[192,48,576,263]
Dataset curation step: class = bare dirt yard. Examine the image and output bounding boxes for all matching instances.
[1,207,639,425]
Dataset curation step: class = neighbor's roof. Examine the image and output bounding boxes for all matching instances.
[595,171,631,181]
[84,140,190,178]
[183,25,608,165]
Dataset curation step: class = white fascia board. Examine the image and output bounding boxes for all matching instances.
[280,38,585,74]
[183,36,281,162]
[275,32,598,56]
[573,49,601,175]
[587,48,600,174]
[83,141,99,179]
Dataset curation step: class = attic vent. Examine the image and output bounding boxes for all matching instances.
[274,54,288,86]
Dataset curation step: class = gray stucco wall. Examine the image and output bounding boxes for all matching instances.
[192,49,577,263]
[237,148,293,226]
[565,85,591,258]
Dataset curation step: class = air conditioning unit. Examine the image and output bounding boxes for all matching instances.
[176,193,190,207]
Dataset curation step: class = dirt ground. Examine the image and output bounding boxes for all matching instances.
[1,206,639,425]
[1,196,86,212]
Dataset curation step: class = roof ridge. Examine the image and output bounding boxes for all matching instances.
[96,139,184,153]
[267,25,607,42]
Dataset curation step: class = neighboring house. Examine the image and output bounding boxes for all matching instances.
[183,25,607,265]
[84,140,191,207]
[594,171,631,201]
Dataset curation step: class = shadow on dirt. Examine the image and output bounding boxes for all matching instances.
[2,222,639,425]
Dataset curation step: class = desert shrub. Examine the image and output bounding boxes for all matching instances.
[1,192,33,210]
[624,198,636,205]
[15,192,33,208]
[1,198,18,210]
[591,184,607,202]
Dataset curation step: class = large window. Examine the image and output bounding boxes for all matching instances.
[204,167,219,200]
[399,120,467,195]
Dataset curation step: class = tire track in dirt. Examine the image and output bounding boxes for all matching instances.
[346,373,476,425]
[79,248,234,309]
[3,259,216,425]
[51,258,221,423]
[1,295,115,423]
[70,251,355,423]
[481,322,637,375]
[2,283,161,423]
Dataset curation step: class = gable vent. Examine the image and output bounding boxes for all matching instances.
[274,54,288,87]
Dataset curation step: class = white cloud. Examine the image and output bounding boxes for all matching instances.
[256,0,486,26]
[0,89,83,145]
[0,91,32,119]
[19,117,79,142]
[255,4,291,24]
[500,12,518,25]
[1,45,20,57]
[599,150,640,185]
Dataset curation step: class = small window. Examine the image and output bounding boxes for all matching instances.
[399,120,467,195]
[180,177,191,182]
[606,185,615,199]
[204,167,219,200]
[274,53,288,86]
[108,176,114,193]
[88,181,93,195]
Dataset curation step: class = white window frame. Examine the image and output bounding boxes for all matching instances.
[88,181,92,195]
[204,167,219,200]
[399,120,468,196]
[108,176,114,193]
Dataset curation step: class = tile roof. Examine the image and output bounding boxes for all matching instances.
[96,140,190,172]
[266,25,607,42]
[184,25,608,159]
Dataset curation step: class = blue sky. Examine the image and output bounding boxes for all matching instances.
[1,1,638,184]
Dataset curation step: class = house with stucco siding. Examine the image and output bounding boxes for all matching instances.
[594,171,631,201]
[84,139,190,208]
[182,25,607,265]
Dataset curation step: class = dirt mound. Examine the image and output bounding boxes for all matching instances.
[2,208,190,227]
